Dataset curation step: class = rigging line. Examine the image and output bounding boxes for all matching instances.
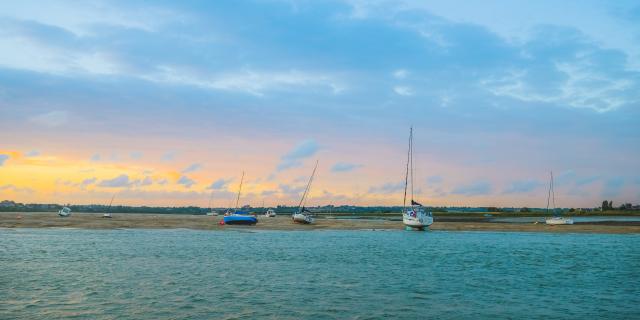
[546,171,552,214]
[235,171,244,211]
[107,193,117,213]
[551,171,556,210]
[300,160,319,210]
[410,127,414,204]
[403,127,411,210]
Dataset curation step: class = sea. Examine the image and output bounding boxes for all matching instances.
[1,228,638,319]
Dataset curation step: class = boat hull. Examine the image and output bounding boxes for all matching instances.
[292,213,314,224]
[403,210,433,230]
[545,217,574,225]
[223,215,258,225]
[58,207,71,217]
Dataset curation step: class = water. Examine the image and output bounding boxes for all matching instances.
[1,229,639,319]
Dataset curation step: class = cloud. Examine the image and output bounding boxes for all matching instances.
[91,153,101,161]
[602,177,624,197]
[26,150,40,157]
[393,86,414,96]
[575,175,600,186]
[181,163,202,174]
[208,178,232,190]
[502,179,544,194]
[276,139,319,172]
[177,175,196,188]
[162,151,177,162]
[331,162,363,173]
[279,183,306,197]
[426,175,443,185]
[134,176,153,187]
[80,177,97,187]
[451,181,492,196]
[393,69,408,79]
[0,184,34,194]
[29,110,69,127]
[146,67,346,96]
[98,174,130,187]
[368,181,405,194]
[0,154,8,166]
[130,152,143,160]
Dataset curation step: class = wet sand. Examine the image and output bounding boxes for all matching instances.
[2,212,639,234]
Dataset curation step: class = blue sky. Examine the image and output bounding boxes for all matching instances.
[0,0,639,207]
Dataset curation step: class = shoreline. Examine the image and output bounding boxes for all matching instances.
[1,212,639,234]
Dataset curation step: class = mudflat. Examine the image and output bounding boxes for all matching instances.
[1,212,639,234]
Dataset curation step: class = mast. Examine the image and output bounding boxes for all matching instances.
[410,127,414,205]
[403,127,412,211]
[551,171,556,214]
[546,171,554,215]
[107,193,116,213]
[298,160,319,211]
[235,171,244,211]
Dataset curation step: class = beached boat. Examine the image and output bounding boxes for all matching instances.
[292,160,318,224]
[402,127,433,230]
[544,171,573,225]
[58,206,71,217]
[102,194,116,218]
[223,172,257,225]
[264,208,277,217]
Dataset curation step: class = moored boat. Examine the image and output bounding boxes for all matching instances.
[264,208,277,217]
[402,127,433,230]
[292,160,318,224]
[58,206,71,217]
[544,171,574,225]
[222,172,258,225]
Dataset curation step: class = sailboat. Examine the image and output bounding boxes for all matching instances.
[102,194,115,218]
[206,190,219,216]
[222,172,258,225]
[545,171,573,225]
[58,206,71,217]
[292,160,318,224]
[402,127,433,230]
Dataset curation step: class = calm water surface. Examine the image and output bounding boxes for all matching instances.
[1,228,638,319]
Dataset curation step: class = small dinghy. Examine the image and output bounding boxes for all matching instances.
[544,171,574,225]
[292,160,318,224]
[58,206,71,217]
[222,172,257,225]
[402,127,433,230]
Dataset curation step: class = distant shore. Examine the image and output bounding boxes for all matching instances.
[1,212,639,234]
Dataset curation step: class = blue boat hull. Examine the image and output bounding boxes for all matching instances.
[223,215,257,225]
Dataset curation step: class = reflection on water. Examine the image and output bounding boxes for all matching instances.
[1,229,639,319]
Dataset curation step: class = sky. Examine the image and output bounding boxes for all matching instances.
[1,0,639,208]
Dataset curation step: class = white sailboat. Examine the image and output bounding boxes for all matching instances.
[102,194,115,218]
[292,160,318,224]
[545,171,573,225]
[58,206,71,217]
[402,127,433,230]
